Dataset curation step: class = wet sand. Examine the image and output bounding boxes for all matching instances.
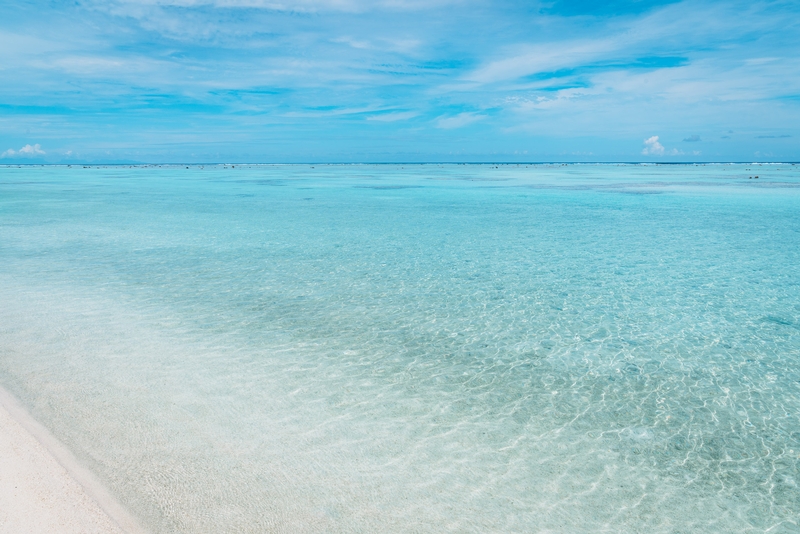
[0,387,143,534]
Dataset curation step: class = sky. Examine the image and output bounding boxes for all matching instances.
[1,0,798,163]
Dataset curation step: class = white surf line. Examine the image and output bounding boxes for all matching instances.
[0,387,147,534]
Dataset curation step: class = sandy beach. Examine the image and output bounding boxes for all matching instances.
[0,388,142,534]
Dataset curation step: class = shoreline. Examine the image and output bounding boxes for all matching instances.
[0,386,146,534]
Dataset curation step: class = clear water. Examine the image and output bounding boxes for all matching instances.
[1,164,799,533]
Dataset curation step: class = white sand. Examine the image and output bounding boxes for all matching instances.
[0,387,146,534]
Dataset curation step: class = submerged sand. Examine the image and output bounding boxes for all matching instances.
[0,388,142,534]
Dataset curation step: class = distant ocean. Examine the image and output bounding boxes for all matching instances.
[1,164,799,532]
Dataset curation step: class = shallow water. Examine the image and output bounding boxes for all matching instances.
[1,164,799,532]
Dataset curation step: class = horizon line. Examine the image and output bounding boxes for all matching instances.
[2,162,798,167]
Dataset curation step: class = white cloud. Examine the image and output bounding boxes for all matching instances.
[435,112,485,129]
[641,136,665,156]
[97,0,461,13]
[367,111,418,122]
[1,144,46,158]
[283,104,385,118]
[505,88,595,112]
[467,40,617,85]
[641,137,689,157]
[19,144,45,155]
[332,36,372,49]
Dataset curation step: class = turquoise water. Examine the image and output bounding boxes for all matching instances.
[1,164,799,532]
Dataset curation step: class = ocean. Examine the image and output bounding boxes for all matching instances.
[1,163,799,532]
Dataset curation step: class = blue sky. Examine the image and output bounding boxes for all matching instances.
[1,0,798,162]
